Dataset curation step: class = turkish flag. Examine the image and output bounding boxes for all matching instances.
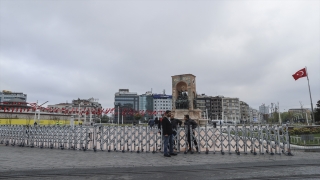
[292,68,307,80]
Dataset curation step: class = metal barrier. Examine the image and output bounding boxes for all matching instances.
[0,124,292,155]
[290,135,320,145]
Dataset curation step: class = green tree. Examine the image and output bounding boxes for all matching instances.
[314,100,320,123]
[133,113,142,124]
[101,115,110,123]
[281,112,294,122]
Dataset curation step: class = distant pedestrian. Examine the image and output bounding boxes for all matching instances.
[148,118,155,129]
[158,114,165,131]
[171,114,182,133]
[184,114,198,152]
[154,117,159,126]
[171,114,182,149]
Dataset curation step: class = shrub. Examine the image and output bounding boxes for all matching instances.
[289,127,320,135]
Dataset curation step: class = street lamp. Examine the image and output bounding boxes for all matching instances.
[70,116,74,129]
[78,101,83,125]
[114,103,121,125]
[34,101,48,125]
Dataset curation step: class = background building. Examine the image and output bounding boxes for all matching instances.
[47,103,72,111]
[222,97,240,123]
[240,101,250,123]
[153,93,172,119]
[47,98,102,124]
[249,107,259,123]
[0,90,30,110]
[114,89,139,124]
[196,94,212,119]
[211,96,223,120]
[0,90,27,103]
[288,108,311,121]
[259,104,270,123]
[139,91,154,121]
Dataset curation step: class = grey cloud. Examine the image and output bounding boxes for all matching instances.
[0,0,319,110]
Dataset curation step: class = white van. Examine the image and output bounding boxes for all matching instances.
[211,120,225,126]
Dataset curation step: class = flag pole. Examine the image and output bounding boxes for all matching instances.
[306,66,315,124]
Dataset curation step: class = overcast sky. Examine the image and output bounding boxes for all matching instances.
[0,0,319,111]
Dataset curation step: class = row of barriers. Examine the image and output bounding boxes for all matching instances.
[0,124,293,155]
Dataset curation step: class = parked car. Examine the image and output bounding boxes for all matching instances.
[211,120,225,126]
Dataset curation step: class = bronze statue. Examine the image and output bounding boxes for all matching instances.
[175,88,189,109]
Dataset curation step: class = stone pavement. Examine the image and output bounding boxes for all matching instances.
[0,145,320,179]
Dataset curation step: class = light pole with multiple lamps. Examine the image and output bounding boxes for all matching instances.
[34,101,48,125]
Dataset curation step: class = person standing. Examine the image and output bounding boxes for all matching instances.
[171,114,182,132]
[162,110,177,157]
[171,114,182,149]
[148,118,155,129]
[154,117,159,127]
[158,114,164,130]
[184,114,198,152]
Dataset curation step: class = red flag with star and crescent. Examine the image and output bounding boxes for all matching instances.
[292,68,307,80]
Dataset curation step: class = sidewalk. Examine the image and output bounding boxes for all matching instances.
[0,145,319,172]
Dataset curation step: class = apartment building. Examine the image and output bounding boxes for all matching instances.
[240,101,250,122]
[222,97,241,123]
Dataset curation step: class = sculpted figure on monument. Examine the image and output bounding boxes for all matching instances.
[175,87,189,109]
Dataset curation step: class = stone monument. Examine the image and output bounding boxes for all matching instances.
[171,74,207,126]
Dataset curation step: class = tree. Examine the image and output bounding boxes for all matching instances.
[281,112,294,123]
[133,113,142,124]
[314,100,320,123]
[101,115,110,123]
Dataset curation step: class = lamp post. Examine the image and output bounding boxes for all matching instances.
[70,116,74,129]
[34,101,48,125]
[114,103,121,126]
[205,108,208,120]
[78,101,83,125]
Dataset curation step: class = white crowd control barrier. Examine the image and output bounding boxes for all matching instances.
[0,124,292,156]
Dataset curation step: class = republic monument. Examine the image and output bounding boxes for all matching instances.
[171,74,207,126]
